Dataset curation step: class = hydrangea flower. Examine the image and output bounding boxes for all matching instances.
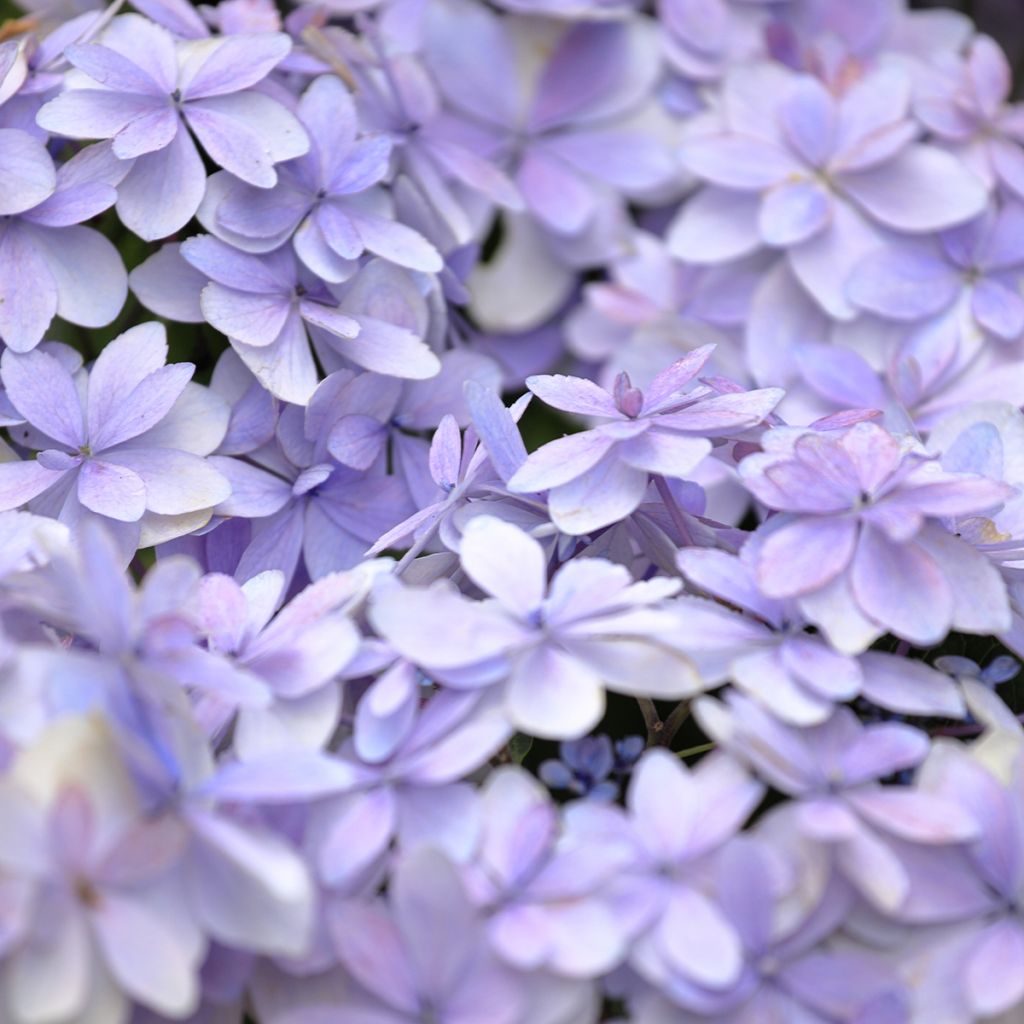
[739,420,1014,651]
[36,15,309,238]
[369,516,700,737]
[671,64,989,317]
[0,323,230,556]
[204,74,443,280]
[509,345,782,535]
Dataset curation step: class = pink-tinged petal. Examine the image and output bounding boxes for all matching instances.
[972,276,1024,339]
[509,431,615,493]
[460,516,546,617]
[348,211,443,274]
[667,186,762,264]
[201,283,290,347]
[516,148,596,235]
[617,431,711,478]
[0,129,56,214]
[105,448,230,515]
[0,223,58,351]
[65,42,168,97]
[185,92,308,188]
[0,459,66,510]
[111,106,178,160]
[36,90,165,143]
[846,243,960,320]
[842,146,988,232]
[755,516,858,598]
[682,134,799,189]
[548,456,649,535]
[832,67,913,169]
[965,919,1024,1017]
[181,33,291,100]
[850,527,953,645]
[341,314,440,380]
[506,644,606,739]
[91,893,200,1018]
[77,459,146,521]
[525,373,618,418]
[657,886,743,989]
[116,126,206,240]
[759,180,831,247]
[846,788,977,843]
[2,346,83,446]
[781,76,837,166]
[789,197,881,319]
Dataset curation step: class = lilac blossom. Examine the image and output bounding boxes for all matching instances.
[509,346,782,535]
[0,323,231,556]
[0,133,128,351]
[36,15,309,239]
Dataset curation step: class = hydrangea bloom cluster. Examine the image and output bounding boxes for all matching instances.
[3,0,1024,1020]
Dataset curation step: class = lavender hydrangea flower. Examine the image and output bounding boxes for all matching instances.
[0,133,128,351]
[178,236,440,404]
[36,14,309,239]
[739,420,1014,651]
[697,693,978,912]
[915,33,1024,198]
[204,74,443,280]
[509,345,782,535]
[674,547,966,723]
[671,64,989,317]
[847,202,1024,347]
[369,516,700,737]
[0,323,231,556]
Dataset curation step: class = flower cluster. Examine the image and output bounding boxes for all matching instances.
[2,0,1024,1020]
